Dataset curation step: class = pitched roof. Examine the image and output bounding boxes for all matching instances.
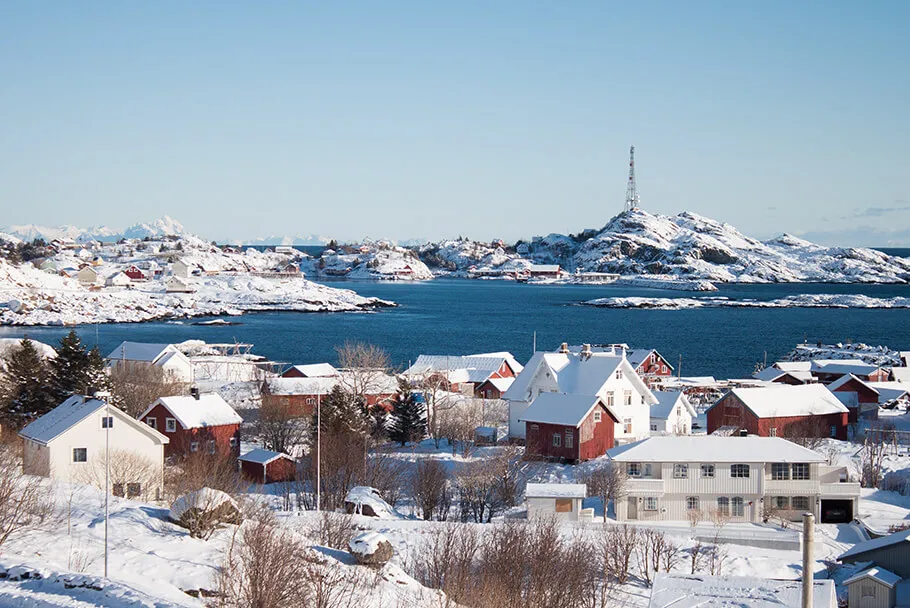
[525,483,586,499]
[607,436,827,463]
[829,373,879,394]
[890,367,910,383]
[286,363,338,378]
[405,353,521,384]
[141,394,242,429]
[719,384,848,418]
[20,395,168,446]
[650,391,695,420]
[648,573,836,608]
[772,361,812,372]
[239,448,294,465]
[867,381,910,404]
[626,348,673,371]
[839,528,910,561]
[519,393,617,427]
[753,367,814,383]
[267,377,339,396]
[105,341,174,363]
[811,360,881,376]
[842,566,902,588]
[483,377,514,392]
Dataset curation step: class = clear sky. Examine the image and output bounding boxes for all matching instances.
[1,1,908,245]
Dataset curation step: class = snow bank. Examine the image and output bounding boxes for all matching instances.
[582,293,910,310]
[169,488,240,524]
[343,486,400,519]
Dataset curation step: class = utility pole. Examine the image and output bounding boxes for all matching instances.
[316,390,321,513]
[624,145,641,212]
[94,390,112,579]
[802,512,815,608]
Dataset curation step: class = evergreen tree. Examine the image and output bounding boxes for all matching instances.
[388,381,427,447]
[0,338,56,427]
[48,330,92,400]
[311,385,369,438]
[85,346,111,395]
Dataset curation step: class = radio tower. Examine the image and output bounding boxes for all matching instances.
[624,145,640,212]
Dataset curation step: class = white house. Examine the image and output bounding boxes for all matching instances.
[19,395,169,499]
[165,276,194,293]
[649,391,695,435]
[77,266,100,286]
[106,271,132,287]
[607,436,860,523]
[106,341,194,383]
[171,259,191,279]
[525,483,590,522]
[503,344,656,442]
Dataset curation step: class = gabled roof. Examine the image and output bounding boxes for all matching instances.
[753,367,814,383]
[650,391,696,420]
[20,395,169,446]
[141,394,242,429]
[285,363,338,378]
[525,483,586,499]
[867,381,910,404]
[405,353,522,384]
[106,341,175,363]
[842,566,902,588]
[811,360,881,376]
[828,373,879,394]
[267,377,339,396]
[890,367,910,383]
[839,528,910,561]
[482,377,514,392]
[772,361,812,372]
[607,436,827,463]
[626,348,673,371]
[713,384,847,418]
[519,393,618,427]
[239,448,294,465]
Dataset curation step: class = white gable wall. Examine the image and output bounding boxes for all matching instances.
[508,359,561,438]
[597,366,652,442]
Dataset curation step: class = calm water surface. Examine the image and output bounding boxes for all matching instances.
[2,280,909,379]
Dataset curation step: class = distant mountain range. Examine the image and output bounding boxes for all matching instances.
[1,216,187,244]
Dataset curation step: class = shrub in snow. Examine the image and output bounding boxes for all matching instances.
[882,469,910,496]
[349,531,394,566]
[343,486,398,519]
[169,487,241,539]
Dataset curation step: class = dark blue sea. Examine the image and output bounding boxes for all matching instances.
[2,280,909,379]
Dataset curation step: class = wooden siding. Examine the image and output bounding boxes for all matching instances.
[143,403,240,460]
[840,543,910,579]
[847,578,895,608]
[240,457,297,484]
[524,403,617,462]
[707,393,848,440]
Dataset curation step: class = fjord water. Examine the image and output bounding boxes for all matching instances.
[3,280,909,379]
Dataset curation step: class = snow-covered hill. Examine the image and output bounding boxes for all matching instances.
[2,216,187,244]
[238,233,331,247]
[316,244,433,281]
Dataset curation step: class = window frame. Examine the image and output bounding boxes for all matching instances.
[716,497,729,516]
[731,496,744,517]
[730,464,750,478]
[673,464,689,479]
[686,496,699,511]
[207,440,216,455]
[101,416,114,429]
[791,463,810,481]
[627,462,641,477]
[145,417,157,430]
[650,423,658,432]
[623,390,632,406]
[593,411,602,423]
[190,441,199,453]
[565,430,574,449]
[552,433,561,448]
[791,496,810,511]
[165,417,177,433]
[771,463,790,480]
[72,447,87,463]
[700,464,715,478]
[643,497,658,511]
[606,392,614,406]
[774,496,789,510]
[623,417,633,434]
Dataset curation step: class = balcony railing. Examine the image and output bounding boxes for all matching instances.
[625,478,665,494]
[819,482,861,498]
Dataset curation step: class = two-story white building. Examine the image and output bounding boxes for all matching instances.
[504,344,656,442]
[607,436,860,524]
[649,391,696,435]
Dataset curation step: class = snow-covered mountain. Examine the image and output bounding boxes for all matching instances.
[238,233,332,247]
[416,209,910,284]
[1,216,187,243]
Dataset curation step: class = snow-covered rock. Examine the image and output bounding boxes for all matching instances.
[343,486,400,519]
[582,293,910,310]
[317,244,433,280]
[348,531,394,566]
[169,488,242,531]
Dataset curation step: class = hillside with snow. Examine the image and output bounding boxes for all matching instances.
[1,216,188,244]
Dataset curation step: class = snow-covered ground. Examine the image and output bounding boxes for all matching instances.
[582,293,910,309]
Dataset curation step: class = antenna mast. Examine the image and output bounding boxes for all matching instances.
[624,145,640,212]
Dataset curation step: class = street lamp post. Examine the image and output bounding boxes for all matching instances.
[94,390,112,579]
[316,390,321,513]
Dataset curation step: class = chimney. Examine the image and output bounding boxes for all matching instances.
[802,512,814,608]
[581,344,592,360]
[190,387,200,400]
[559,343,569,354]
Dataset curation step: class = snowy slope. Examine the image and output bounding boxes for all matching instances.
[1,217,187,244]
[317,244,433,280]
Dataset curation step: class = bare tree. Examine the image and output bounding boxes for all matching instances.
[601,524,637,584]
[455,448,522,523]
[580,462,627,522]
[308,511,355,550]
[336,341,393,402]
[862,423,894,488]
[436,399,481,456]
[166,451,242,501]
[417,374,451,449]
[411,459,452,521]
[0,444,56,550]
[109,364,186,417]
[362,450,408,508]
[76,449,162,502]
[255,395,308,456]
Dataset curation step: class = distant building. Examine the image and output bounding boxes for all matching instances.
[525,483,589,522]
[521,394,619,462]
[649,391,695,435]
[105,341,194,383]
[239,449,297,484]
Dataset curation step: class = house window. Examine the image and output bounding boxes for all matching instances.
[627,463,641,477]
[643,463,653,477]
[305,397,316,406]
[701,464,715,478]
[145,417,157,430]
[565,430,574,449]
[861,585,875,598]
[771,463,790,480]
[624,391,632,406]
[650,423,658,432]
[555,498,572,513]
[112,483,124,497]
[101,416,113,429]
[661,365,667,373]
[676,406,682,417]
[552,434,561,447]
[208,440,216,454]
[606,392,614,406]
[594,411,602,423]
[127,483,141,498]
[229,437,237,448]
[644,497,658,511]
[731,497,744,517]
[830,426,837,438]
[673,464,688,479]
[791,496,810,511]
[615,369,623,380]
[686,496,699,511]
[769,427,777,437]
[730,464,750,478]
[791,463,810,480]
[165,418,177,433]
[190,441,199,453]
[774,496,789,510]
[623,418,633,434]
[717,497,730,516]
[530,424,539,432]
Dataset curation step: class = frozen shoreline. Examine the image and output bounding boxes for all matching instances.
[581,293,910,310]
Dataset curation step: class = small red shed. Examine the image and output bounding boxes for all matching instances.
[239,448,297,484]
[521,393,620,462]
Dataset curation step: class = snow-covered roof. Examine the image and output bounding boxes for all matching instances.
[525,483,586,499]
[405,353,521,384]
[519,393,614,427]
[239,448,293,465]
[828,373,879,394]
[891,367,910,383]
[720,384,848,418]
[650,391,695,420]
[657,376,719,388]
[142,394,242,429]
[773,361,812,372]
[528,264,559,272]
[106,341,174,362]
[867,381,910,404]
[286,363,338,378]
[648,573,836,608]
[839,528,910,561]
[626,348,673,371]
[483,377,514,392]
[607,436,827,463]
[753,367,814,383]
[19,396,106,445]
[267,377,340,395]
[811,360,881,376]
[843,566,902,588]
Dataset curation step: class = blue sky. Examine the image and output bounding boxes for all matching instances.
[1,1,908,245]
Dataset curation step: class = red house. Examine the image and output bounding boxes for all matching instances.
[239,448,297,484]
[626,349,674,384]
[123,265,147,281]
[475,377,515,399]
[521,393,620,462]
[707,384,849,440]
[810,361,890,384]
[828,374,880,424]
[281,363,338,379]
[140,392,242,460]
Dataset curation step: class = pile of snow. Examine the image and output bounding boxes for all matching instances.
[344,486,401,519]
[169,488,241,527]
[582,293,910,310]
[785,342,906,367]
[348,531,394,566]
